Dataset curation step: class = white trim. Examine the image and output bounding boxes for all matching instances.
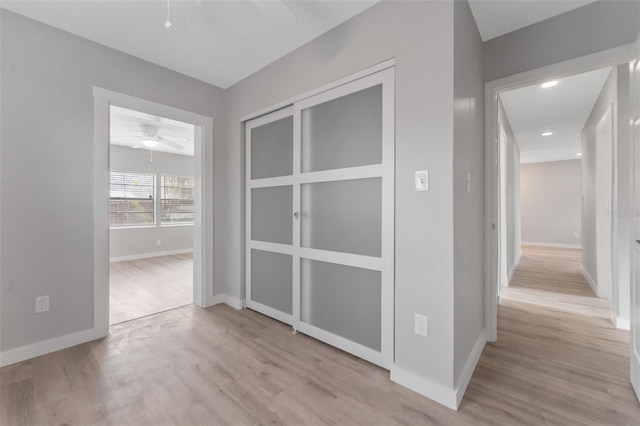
[94,88,215,332]
[615,317,631,330]
[581,264,598,295]
[485,44,636,343]
[390,365,458,411]
[299,247,382,271]
[522,241,582,249]
[299,164,382,184]
[0,327,105,367]
[110,248,193,263]
[296,321,387,368]
[507,251,522,283]
[241,58,395,122]
[211,294,244,310]
[250,241,294,256]
[454,328,487,409]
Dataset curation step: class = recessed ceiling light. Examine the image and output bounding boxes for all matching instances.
[541,81,559,88]
[541,132,553,136]
[576,153,582,157]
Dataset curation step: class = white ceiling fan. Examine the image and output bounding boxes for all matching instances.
[111,124,186,151]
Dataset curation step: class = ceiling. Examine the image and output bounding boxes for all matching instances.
[2,0,378,89]
[499,67,611,164]
[468,0,597,41]
[110,105,195,156]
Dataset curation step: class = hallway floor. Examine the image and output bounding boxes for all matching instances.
[471,245,638,423]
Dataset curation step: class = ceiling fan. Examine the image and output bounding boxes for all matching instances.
[111,124,186,151]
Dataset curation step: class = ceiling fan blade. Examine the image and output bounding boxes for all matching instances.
[158,137,184,150]
[111,135,143,139]
[160,135,190,142]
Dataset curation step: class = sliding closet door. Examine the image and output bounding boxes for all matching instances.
[245,68,394,369]
[246,107,294,324]
[294,69,394,368]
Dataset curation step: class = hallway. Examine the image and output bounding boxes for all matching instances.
[464,245,639,422]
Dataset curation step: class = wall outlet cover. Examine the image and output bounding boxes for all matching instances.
[414,314,428,337]
[35,295,50,314]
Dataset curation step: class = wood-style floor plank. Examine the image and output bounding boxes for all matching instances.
[2,245,639,425]
[109,254,193,325]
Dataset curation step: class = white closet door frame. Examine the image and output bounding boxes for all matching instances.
[291,68,395,369]
[245,67,395,369]
[245,106,294,326]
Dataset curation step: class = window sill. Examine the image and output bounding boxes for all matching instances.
[110,225,156,230]
[160,223,194,228]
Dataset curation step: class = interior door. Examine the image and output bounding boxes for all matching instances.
[293,69,395,369]
[246,107,295,325]
[245,68,395,369]
[630,38,640,401]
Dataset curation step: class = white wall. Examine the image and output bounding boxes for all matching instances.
[109,145,194,260]
[224,0,461,401]
[483,0,640,82]
[498,100,522,277]
[521,160,582,246]
[452,0,485,389]
[0,10,226,353]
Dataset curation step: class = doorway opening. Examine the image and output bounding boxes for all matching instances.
[93,88,215,334]
[485,47,637,341]
[108,106,196,325]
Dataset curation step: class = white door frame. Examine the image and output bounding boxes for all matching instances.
[596,104,615,300]
[498,123,509,290]
[485,44,637,342]
[629,34,640,402]
[93,87,215,336]
[244,63,395,369]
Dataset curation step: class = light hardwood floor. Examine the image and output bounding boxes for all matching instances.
[2,246,639,425]
[109,254,193,325]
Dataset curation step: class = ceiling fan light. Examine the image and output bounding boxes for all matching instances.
[141,138,159,148]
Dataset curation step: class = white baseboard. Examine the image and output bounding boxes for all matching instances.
[0,326,106,368]
[615,317,631,330]
[110,248,193,263]
[454,328,487,409]
[211,294,244,310]
[390,366,458,410]
[581,264,598,295]
[522,241,581,249]
[508,251,522,283]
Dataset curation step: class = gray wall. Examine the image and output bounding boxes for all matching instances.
[581,63,631,323]
[498,100,522,276]
[109,145,194,260]
[521,160,582,246]
[225,1,458,389]
[0,10,226,352]
[483,0,640,82]
[582,68,616,287]
[452,0,485,386]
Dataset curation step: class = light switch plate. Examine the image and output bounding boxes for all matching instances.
[415,170,429,192]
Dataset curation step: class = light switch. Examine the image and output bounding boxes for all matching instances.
[466,172,471,193]
[415,170,429,192]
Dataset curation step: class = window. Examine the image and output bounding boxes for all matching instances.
[110,171,155,226]
[161,175,194,224]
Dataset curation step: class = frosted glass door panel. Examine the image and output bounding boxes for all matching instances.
[300,259,381,351]
[301,85,382,172]
[301,178,381,257]
[251,249,292,314]
[251,116,293,179]
[251,186,292,245]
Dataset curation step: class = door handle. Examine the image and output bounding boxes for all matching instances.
[293,211,299,219]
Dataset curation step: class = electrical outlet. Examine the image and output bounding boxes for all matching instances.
[573,232,579,238]
[35,295,49,314]
[414,314,428,337]
[156,239,162,246]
